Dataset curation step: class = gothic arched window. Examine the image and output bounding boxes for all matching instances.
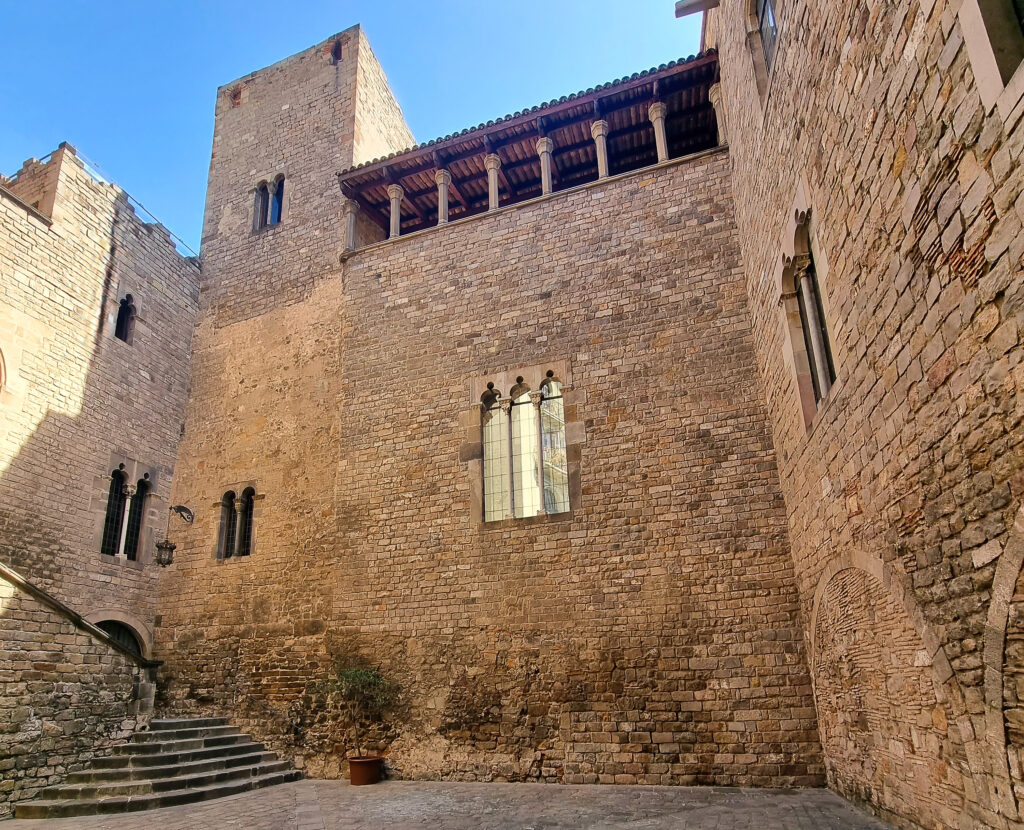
[794,252,835,403]
[219,491,237,558]
[482,372,571,522]
[270,177,285,225]
[101,467,127,556]
[254,183,270,230]
[123,477,149,561]
[237,487,255,557]
[115,295,135,343]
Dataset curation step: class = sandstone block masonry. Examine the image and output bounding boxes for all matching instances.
[156,148,825,787]
[0,144,200,652]
[706,0,1024,826]
[0,562,155,818]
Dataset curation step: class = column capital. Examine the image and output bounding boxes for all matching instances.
[535,137,553,156]
[341,197,359,216]
[498,398,512,415]
[708,82,723,106]
[122,483,137,497]
[528,390,544,408]
[484,153,502,171]
[434,168,452,186]
[387,183,404,201]
[590,119,609,139]
[648,102,668,122]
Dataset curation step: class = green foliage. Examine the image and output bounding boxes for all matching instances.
[315,665,399,757]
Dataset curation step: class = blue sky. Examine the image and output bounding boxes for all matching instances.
[0,1,701,252]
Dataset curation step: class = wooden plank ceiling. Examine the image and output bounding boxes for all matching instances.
[338,50,720,235]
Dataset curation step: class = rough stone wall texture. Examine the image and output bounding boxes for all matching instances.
[156,149,825,787]
[708,0,1024,825]
[200,25,412,327]
[0,145,200,650]
[0,574,150,818]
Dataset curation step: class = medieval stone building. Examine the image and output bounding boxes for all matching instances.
[2,0,1024,826]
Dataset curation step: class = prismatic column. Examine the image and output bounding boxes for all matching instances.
[387,184,403,239]
[342,198,358,252]
[649,102,669,163]
[435,169,451,225]
[591,120,609,179]
[536,137,553,196]
[708,82,727,144]
[485,154,501,211]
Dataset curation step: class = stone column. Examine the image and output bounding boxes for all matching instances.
[387,184,403,239]
[435,169,452,225]
[232,497,245,557]
[648,102,669,163]
[591,120,609,179]
[708,82,727,144]
[536,137,554,196]
[342,198,358,252]
[116,483,137,559]
[797,269,832,399]
[485,154,501,211]
[530,391,547,515]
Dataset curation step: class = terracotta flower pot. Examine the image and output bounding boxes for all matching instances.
[348,755,382,785]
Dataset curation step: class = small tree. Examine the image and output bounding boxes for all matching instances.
[320,666,400,758]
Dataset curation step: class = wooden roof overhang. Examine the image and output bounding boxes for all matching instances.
[337,50,719,236]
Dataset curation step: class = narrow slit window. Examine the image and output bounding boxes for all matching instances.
[123,478,149,561]
[115,295,135,343]
[101,468,127,556]
[219,491,237,558]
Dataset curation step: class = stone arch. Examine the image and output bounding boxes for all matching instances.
[983,503,1024,820]
[809,551,984,828]
[84,609,153,659]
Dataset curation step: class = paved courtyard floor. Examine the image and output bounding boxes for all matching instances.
[5,780,891,829]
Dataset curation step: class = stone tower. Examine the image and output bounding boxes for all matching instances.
[199,25,413,326]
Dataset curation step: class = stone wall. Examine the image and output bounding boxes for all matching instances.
[0,562,154,819]
[0,145,200,652]
[156,149,825,787]
[707,0,1024,825]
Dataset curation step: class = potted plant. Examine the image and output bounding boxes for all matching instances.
[320,666,400,785]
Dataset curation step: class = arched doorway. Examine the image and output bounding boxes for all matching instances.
[95,619,143,657]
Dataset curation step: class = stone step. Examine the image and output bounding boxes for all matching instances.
[14,769,302,819]
[94,740,267,769]
[131,724,240,743]
[148,717,228,731]
[42,759,293,800]
[112,733,251,755]
[67,751,279,783]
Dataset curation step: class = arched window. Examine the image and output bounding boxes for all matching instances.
[100,467,127,556]
[540,379,570,514]
[254,183,270,230]
[330,39,343,65]
[482,372,571,522]
[794,252,835,403]
[218,491,237,558]
[482,386,510,522]
[122,477,149,561]
[237,487,255,557]
[270,177,284,225]
[755,0,778,71]
[114,295,135,343]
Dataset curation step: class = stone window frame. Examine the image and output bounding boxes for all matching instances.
[745,0,782,106]
[959,0,1024,120]
[461,360,585,527]
[90,453,161,569]
[212,481,262,561]
[772,182,840,430]
[252,174,288,234]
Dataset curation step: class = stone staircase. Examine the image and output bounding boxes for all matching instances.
[14,716,301,818]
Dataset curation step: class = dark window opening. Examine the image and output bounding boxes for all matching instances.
[219,491,237,558]
[757,0,779,71]
[270,178,284,225]
[96,620,142,657]
[795,256,836,404]
[123,478,149,561]
[115,295,135,343]
[101,468,127,556]
[237,487,255,557]
[331,40,343,64]
[255,183,270,230]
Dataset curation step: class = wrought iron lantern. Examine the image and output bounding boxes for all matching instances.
[156,504,194,568]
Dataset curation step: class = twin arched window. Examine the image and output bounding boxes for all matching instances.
[100,467,149,560]
[219,487,255,558]
[115,295,135,343]
[482,375,569,522]
[254,177,285,230]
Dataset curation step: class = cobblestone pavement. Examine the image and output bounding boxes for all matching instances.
[5,780,891,829]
